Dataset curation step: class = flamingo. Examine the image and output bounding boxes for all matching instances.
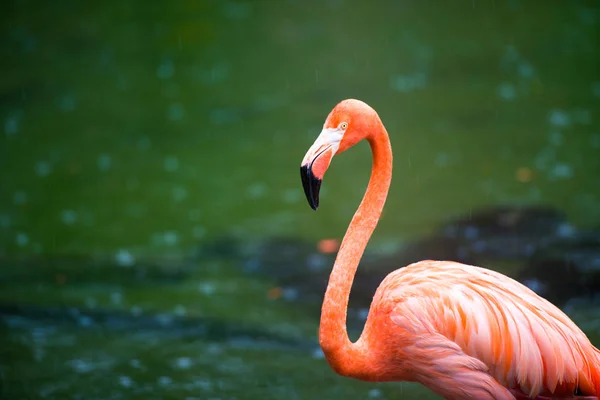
[299,99,600,400]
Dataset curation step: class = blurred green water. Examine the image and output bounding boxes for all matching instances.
[1,1,599,399]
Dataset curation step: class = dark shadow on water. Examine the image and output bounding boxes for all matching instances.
[0,303,316,351]
[200,204,600,320]
[518,232,600,306]
[0,254,194,287]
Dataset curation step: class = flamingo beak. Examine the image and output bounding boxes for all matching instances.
[300,164,321,210]
[300,128,344,210]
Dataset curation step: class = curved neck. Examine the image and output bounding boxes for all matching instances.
[319,119,392,376]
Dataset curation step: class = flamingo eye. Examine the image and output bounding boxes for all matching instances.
[339,122,348,130]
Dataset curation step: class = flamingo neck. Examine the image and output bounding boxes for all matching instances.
[319,119,392,377]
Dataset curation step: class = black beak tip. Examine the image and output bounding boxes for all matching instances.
[300,165,321,211]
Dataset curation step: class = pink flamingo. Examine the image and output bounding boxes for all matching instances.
[299,99,600,399]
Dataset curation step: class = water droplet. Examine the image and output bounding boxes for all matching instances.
[111,292,123,305]
[78,315,93,327]
[192,225,206,239]
[282,287,299,301]
[58,95,77,112]
[173,305,186,316]
[497,82,517,101]
[247,182,267,199]
[168,103,185,121]
[518,62,534,78]
[172,186,187,201]
[206,343,222,355]
[13,191,27,205]
[368,388,382,398]
[158,376,173,386]
[4,113,21,135]
[97,154,112,171]
[496,82,517,101]
[548,109,571,127]
[192,63,230,85]
[556,223,576,238]
[472,240,487,253]
[157,59,174,79]
[435,152,449,167]
[534,146,555,170]
[522,279,546,295]
[501,45,519,65]
[164,156,179,172]
[155,313,174,326]
[243,258,260,272]
[148,232,170,248]
[390,72,428,93]
[210,108,238,125]
[307,254,327,271]
[15,232,29,246]
[311,347,325,359]
[174,357,193,370]
[35,161,52,177]
[549,162,573,179]
[163,231,179,246]
[60,209,78,225]
[69,359,96,374]
[119,376,134,388]
[198,282,216,296]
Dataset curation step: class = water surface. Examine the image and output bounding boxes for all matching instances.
[1,1,599,399]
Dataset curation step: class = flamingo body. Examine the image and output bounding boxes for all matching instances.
[299,99,600,399]
[366,260,600,399]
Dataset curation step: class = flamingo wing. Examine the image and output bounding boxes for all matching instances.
[385,260,600,398]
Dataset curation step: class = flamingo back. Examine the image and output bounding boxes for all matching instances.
[382,260,600,398]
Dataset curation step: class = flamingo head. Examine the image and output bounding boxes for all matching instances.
[300,99,376,210]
